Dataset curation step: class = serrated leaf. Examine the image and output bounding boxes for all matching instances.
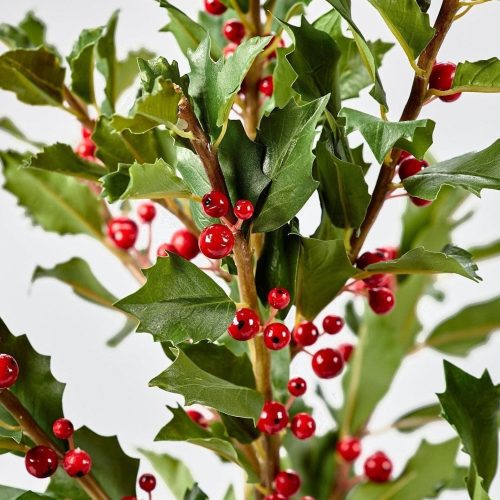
[0,117,43,148]
[0,11,47,50]
[138,56,189,95]
[150,348,264,421]
[96,11,118,115]
[438,362,499,497]
[116,254,236,344]
[24,143,107,181]
[197,9,235,59]
[188,36,270,140]
[253,96,329,232]
[1,151,103,238]
[115,49,155,98]
[0,48,65,106]
[272,44,297,108]
[451,58,500,93]
[295,236,357,319]
[391,404,442,433]
[404,139,500,201]
[349,439,459,500]
[340,107,434,163]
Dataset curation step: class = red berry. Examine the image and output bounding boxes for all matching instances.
[291,413,316,440]
[52,418,74,440]
[172,228,200,260]
[137,203,156,223]
[0,353,19,389]
[266,35,286,59]
[275,469,301,496]
[312,348,344,379]
[63,449,92,477]
[288,377,307,397]
[376,247,398,260]
[107,217,138,250]
[268,287,291,310]
[368,287,395,315]
[228,308,260,341]
[259,76,274,97]
[157,243,177,257]
[202,191,230,218]
[293,321,319,347]
[399,157,428,181]
[186,409,208,428]
[139,473,157,492]
[257,401,289,434]
[223,20,245,44]
[410,196,433,207]
[397,150,412,164]
[322,315,344,335]
[364,451,392,482]
[223,43,237,58]
[25,446,58,478]
[264,494,287,500]
[204,0,227,15]
[234,199,254,220]
[263,323,291,350]
[338,343,354,363]
[199,224,235,259]
[75,139,96,159]
[357,251,387,288]
[336,437,361,462]
[429,62,461,102]
[82,127,92,139]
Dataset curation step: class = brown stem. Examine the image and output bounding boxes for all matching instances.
[0,390,108,500]
[349,0,461,260]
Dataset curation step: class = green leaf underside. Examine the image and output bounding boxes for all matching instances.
[404,139,500,200]
[150,348,264,421]
[452,58,500,93]
[340,107,435,163]
[138,56,189,96]
[438,362,499,497]
[115,254,236,344]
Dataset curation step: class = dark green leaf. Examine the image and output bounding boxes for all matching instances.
[184,484,209,500]
[469,239,500,262]
[138,56,189,95]
[391,404,442,433]
[340,107,435,163]
[115,254,236,344]
[0,117,43,148]
[416,0,431,12]
[451,58,500,93]
[272,44,297,108]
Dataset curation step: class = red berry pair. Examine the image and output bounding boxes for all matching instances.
[257,402,316,440]
[157,228,200,260]
[25,446,91,478]
[202,191,254,221]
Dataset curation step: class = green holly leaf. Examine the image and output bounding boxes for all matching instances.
[450,58,500,94]
[0,117,44,148]
[272,44,297,108]
[391,404,442,433]
[340,107,435,163]
[295,236,357,319]
[23,143,107,181]
[315,141,371,229]
[150,348,264,421]
[0,11,47,49]
[116,254,236,344]
[404,139,500,201]
[1,151,103,238]
[0,48,65,106]
[138,56,189,95]
[101,159,191,202]
[350,439,460,500]
[184,484,209,500]
[253,96,329,232]
[115,49,155,98]
[438,361,499,497]
[197,10,235,58]
[188,36,270,140]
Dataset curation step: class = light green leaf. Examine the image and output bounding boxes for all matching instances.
[184,485,209,500]
[138,56,189,95]
[253,96,329,232]
[340,107,435,163]
[391,404,442,433]
[115,254,236,344]
[469,239,500,262]
[115,49,156,98]
[404,139,500,201]
[272,44,297,108]
[0,117,43,148]
[450,58,500,94]
[0,11,47,49]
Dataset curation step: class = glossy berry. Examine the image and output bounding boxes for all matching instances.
[107,217,138,250]
[268,287,291,310]
[259,76,274,97]
[234,199,254,220]
[293,321,319,347]
[0,353,19,389]
[75,139,96,159]
[137,203,156,223]
[172,228,200,260]
[63,449,92,477]
[186,409,208,428]
[411,196,433,207]
[288,377,307,397]
[312,348,344,379]
[429,62,461,102]
[257,401,289,434]
[397,150,412,164]
[228,308,260,341]
[223,43,237,58]
[275,469,301,496]
[264,494,287,500]
[157,243,177,257]
[322,315,344,335]
[338,343,354,363]
[139,473,157,492]
[82,127,92,139]
[357,250,387,288]
[368,287,395,315]
[376,246,398,261]
[199,224,235,259]
[52,418,74,440]
[223,20,245,44]
[25,446,58,478]
[202,191,229,218]
[204,0,227,15]
[336,436,361,462]
[398,157,428,181]
[264,323,291,350]
[291,413,316,440]
[364,451,393,483]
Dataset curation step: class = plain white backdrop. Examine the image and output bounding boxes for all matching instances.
[0,0,499,498]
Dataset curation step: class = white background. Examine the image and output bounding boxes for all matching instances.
[0,0,499,498]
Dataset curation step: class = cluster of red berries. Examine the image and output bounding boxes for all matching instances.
[75,127,96,161]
